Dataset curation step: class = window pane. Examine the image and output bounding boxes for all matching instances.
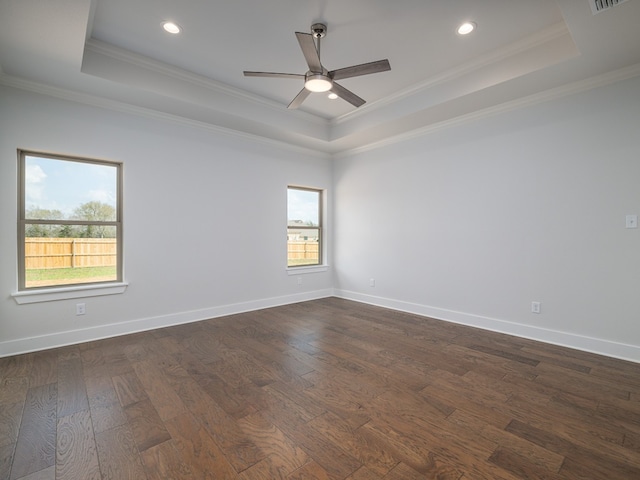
[19,150,122,291]
[287,228,319,266]
[287,188,319,227]
[24,226,118,288]
[287,187,322,267]
[25,156,117,221]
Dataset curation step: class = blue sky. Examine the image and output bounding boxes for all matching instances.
[25,155,117,217]
[288,188,320,225]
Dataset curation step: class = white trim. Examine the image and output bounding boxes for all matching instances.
[333,21,573,125]
[11,282,129,304]
[84,39,325,123]
[0,289,334,357]
[334,289,640,364]
[287,265,329,275]
[334,62,640,159]
[3,62,639,158]
[0,74,330,159]
[3,289,639,362]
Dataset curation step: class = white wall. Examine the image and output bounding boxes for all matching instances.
[333,76,640,362]
[2,76,640,362]
[0,86,334,355]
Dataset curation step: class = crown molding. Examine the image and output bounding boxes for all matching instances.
[0,73,331,159]
[334,62,640,158]
[332,21,574,126]
[83,39,327,128]
[3,57,639,159]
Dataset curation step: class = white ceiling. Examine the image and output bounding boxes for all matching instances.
[1,0,639,154]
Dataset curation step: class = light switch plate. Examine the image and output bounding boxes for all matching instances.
[626,214,638,229]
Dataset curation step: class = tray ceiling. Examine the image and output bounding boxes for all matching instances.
[1,0,639,154]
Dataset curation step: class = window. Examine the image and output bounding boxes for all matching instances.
[287,186,322,267]
[18,151,123,290]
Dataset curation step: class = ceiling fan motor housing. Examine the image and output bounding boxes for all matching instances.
[311,23,327,38]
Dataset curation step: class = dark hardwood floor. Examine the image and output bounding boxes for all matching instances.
[1,297,640,479]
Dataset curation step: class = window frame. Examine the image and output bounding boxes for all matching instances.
[17,150,123,291]
[287,186,323,268]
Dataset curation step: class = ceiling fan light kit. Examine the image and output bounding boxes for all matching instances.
[304,73,332,92]
[243,23,391,109]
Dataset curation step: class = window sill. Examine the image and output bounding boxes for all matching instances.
[286,265,329,275]
[12,282,128,304]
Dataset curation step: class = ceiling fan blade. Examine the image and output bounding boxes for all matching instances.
[287,88,311,109]
[329,59,391,80]
[243,71,304,79]
[330,82,366,108]
[295,32,322,73]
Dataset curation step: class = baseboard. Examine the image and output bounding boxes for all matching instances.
[334,289,640,364]
[0,289,334,358]
[5,288,639,363]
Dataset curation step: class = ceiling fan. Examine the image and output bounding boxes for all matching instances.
[243,23,391,109]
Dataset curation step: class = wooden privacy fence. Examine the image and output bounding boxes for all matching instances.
[25,237,117,269]
[27,238,312,269]
[287,241,319,261]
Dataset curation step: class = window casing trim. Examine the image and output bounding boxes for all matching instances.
[17,150,124,292]
[287,186,323,268]
[286,265,329,275]
[11,282,129,304]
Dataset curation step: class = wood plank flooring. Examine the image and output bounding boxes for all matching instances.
[1,297,640,479]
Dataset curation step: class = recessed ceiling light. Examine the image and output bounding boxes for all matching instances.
[328,93,338,100]
[457,22,476,35]
[162,21,181,34]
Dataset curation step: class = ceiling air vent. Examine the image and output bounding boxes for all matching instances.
[590,0,629,14]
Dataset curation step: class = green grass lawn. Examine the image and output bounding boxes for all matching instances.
[26,266,117,286]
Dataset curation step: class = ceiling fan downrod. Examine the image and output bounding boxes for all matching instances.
[310,23,327,62]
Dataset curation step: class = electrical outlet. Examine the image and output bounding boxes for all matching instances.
[369,278,375,287]
[531,301,541,314]
[76,303,86,315]
[297,277,302,285]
